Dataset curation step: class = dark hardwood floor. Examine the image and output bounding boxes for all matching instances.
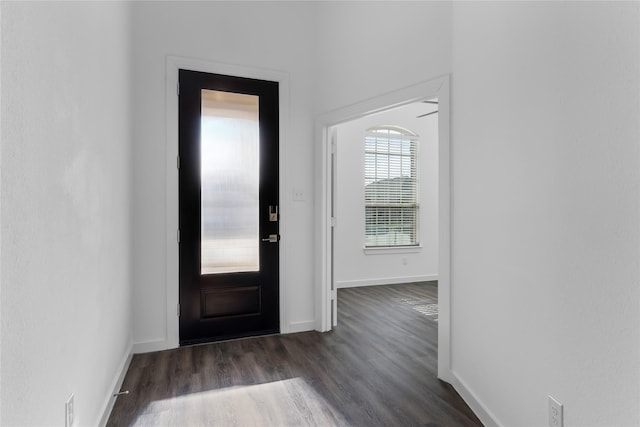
[107,282,483,426]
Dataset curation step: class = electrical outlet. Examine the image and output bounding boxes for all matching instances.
[65,394,74,427]
[548,395,563,427]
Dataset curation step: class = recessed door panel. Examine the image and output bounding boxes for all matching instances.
[201,286,261,319]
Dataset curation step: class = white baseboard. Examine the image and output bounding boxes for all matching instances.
[449,370,502,427]
[336,275,438,289]
[133,338,172,354]
[97,342,133,427]
[288,320,316,333]
[131,323,317,354]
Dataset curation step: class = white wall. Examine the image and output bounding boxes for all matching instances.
[131,1,318,346]
[451,2,640,426]
[1,2,133,425]
[314,1,452,114]
[335,102,438,287]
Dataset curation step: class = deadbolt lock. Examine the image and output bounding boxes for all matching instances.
[269,205,278,222]
[261,234,280,243]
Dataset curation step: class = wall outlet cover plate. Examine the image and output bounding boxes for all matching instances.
[548,395,563,427]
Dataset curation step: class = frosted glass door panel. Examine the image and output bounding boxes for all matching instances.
[201,89,259,275]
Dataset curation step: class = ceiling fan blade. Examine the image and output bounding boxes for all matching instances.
[417,110,439,118]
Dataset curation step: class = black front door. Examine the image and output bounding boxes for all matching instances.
[179,69,279,345]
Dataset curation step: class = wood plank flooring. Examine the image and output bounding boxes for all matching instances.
[107,282,483,426]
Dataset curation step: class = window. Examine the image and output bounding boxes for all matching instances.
[364,126,419,247]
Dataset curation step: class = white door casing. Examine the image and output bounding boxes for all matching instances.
[152,56,290,353]
[314,75,452,381]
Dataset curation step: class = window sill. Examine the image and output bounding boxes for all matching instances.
[363,246,422,255]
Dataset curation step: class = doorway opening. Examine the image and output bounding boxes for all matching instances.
[315,76,451,380]
[331,99,439,339]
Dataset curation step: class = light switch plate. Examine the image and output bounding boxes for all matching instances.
[292,188,305,201]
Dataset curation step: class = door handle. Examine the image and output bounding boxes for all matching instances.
[261,234,280,243]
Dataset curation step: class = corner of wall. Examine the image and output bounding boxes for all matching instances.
[133,338,171,355]
[97,340,133,427]
[449,371,502,427]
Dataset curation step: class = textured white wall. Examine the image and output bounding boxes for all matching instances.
[131,2,317,345]
[334,102,439,287]
[314,1,452,114]
[1,2,133,425]
[451,2,640,425]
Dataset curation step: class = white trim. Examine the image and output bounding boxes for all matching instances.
[366,127,419,139]
[133,338,170,354]
[363,245,422,255]
[436,76,451,382]
[449,371,502,427]
[97,342,133,427]
[314,123,332,331]
[164,56,290,350]
[336,275,438,289]
[288,320,316,333]
[314,75,452,381]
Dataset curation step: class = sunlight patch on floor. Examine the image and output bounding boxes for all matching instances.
[132,377,349,426]
[394,297,439,322]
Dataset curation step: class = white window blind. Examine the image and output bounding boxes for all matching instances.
[364,126,419,247]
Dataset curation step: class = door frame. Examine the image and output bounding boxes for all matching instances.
[314,75,452,381]
[165,56,290,349]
